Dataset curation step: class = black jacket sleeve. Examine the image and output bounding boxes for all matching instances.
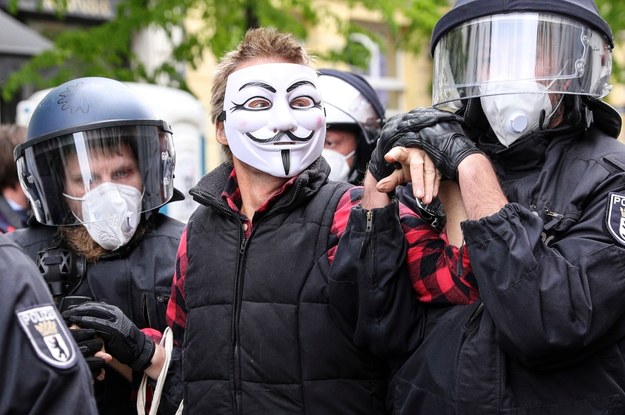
[330,200,425,360]
[463,194,625,369]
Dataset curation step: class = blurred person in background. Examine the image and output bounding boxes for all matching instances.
[0,124,31,232]
[318,68,385,184]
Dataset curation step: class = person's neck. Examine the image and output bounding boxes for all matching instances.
[2,185,28,209]
[233,159,288,219]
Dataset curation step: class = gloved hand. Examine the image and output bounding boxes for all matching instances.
[63,302,155,372]
[69,328,107,379]
[368,107,482,181]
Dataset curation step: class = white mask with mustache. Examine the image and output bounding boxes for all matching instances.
[222,63,326,177]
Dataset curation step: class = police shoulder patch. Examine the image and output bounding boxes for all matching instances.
[16,304,76,369]
[606,192,625,247]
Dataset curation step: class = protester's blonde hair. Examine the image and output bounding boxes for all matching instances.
[210,27,313,125]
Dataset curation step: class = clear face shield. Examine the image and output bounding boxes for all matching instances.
[15,122,176,227]
[432,12,613,111]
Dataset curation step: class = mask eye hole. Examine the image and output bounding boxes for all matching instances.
[291,96,315,109]
[243,97,272,110]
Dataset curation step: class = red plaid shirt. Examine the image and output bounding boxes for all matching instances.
[167,171,477,333]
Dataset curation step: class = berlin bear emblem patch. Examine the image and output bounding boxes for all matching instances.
[606,192,625,247]
[16,305,76,369]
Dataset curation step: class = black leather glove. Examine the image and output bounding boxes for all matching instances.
[368,107,482,181]
[63,302,155,372]
[69,328,107,379]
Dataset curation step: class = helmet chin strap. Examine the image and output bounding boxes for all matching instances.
[542,94,566,130]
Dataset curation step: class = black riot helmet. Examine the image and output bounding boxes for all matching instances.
[430,0,613,110]
[429,0,615,144]
[14,77,176,226]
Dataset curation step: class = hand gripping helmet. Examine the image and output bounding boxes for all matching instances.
[430,0,614,112]
[14,77,176,226]
[318,69,385,182]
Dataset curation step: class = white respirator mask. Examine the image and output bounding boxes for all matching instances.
[480,81,554,147]
[64,182,143,250]
[322,149,355,182]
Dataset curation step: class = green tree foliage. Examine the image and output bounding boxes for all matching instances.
[3,0,623,101]
[2,0,447,100]
[596,0,625,83]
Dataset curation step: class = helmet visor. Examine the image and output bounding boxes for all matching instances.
[432,12,612,111]
[16,123,175,226]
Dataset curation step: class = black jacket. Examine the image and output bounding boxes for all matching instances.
[8,213,184,415]
[0,234,98,414]
[166,160,416,414]
[390,123,625,414]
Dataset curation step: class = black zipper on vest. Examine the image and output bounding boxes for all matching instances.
[233,229,247,414]
[359,209,373,258]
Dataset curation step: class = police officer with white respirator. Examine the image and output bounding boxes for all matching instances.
[8,77,185,415]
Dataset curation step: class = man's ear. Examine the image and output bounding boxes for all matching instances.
[215,121,228,145]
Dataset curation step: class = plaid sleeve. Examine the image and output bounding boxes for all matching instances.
[327,187,364,264]
[329,187,478,305]
[399,202,478,304]
[166,226,189,346]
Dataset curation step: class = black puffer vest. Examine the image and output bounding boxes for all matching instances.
[183,161,388,414]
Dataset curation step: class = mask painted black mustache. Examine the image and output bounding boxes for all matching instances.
[246,130,314,143]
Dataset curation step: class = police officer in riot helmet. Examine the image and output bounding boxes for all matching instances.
[8,77,185,414]
[430,0,617,143]
[362,0,625,413]
[318,69,385,184]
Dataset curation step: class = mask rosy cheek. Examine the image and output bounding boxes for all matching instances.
[316,116,325,128]
[236,120,250,131]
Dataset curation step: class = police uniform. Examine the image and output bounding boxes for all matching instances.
[8,213,183,414]
[9,76,184,415]
[0,233,97,414]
